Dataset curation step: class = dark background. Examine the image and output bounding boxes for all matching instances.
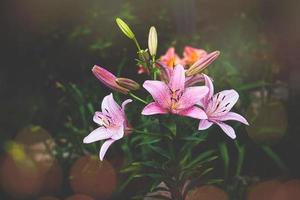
[1,0,300,199]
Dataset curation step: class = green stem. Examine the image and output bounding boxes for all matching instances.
[133,37,141,51]
[261,145,288,172]
[219,142,229,179]
[152,55,156,63]
[235,140,245,176]
[128,92,147,104]
[153,70,157,80]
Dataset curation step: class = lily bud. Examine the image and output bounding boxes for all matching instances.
[138,49,150,61]
[148,26,158,56]
[92,65,129,94]
[116,78,140,90]
[116,18,135,39]
[185,51,220,77]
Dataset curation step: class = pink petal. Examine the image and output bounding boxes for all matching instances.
[92,65,129,94]
[164,47,176,59]
[169,65,185,92]
[157,62,172,83]
[93,111,106,125]
[198,119,213,130]
[99,139,115,161]
[110,124,124,140]
[183,46,207,65]
[203,74,214,100]
[142,102,169,115]
[178,106,207,119]
[143,80,170,108]
[101,93,124,124]
[208,89,239,117]
[121,99,132,111]
[178,86,209,110]
[83,127,113,143]
[160,47,182,68]
[215,122,236,139]
[216,112,249,125]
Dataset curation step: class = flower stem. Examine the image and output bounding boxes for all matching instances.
[153,70,157,80]
[234,140,245,177]
[133,37,142,51]
[128,92,147,104]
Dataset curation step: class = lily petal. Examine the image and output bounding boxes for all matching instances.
[169,65,185,92]
[99,139,115,161]
[110,124,125,140]
[178,106,207,119]
[208,89,239,117]
[198,119,213,130]
[142,102,169,115]
[143,80,170,108]
[203,74,214,100]
[216,122,236,139]
[83,127,113,143]
[160,47,182,68]
[178,86,209,109]
[157,62,172,83]
[93,111,107,125]
[216,112,249,125]
[121,99,132,111]
[183,46,207,65]
[101,93,124,123]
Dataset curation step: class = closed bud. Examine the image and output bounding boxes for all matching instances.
[116,18,135,39]
[148,26,158,56]
[186,51,220,76]
[92,65,129,94]
[138,49,150,61]
[116,78,140,91]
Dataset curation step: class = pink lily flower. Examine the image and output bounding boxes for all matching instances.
[160,47,184,69]
[142,65,208,119]
[92,65,129,94]
[198,74,249,139]
[183,46,207,65]
[83,93,132,160]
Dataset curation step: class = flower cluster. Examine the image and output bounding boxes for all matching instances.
[83,19,249,161]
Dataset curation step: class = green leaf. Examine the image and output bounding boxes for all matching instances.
[140,160,163,170]
[137,138,161,146]
[183,150,216,170]
[219,142,229,178]
[115,173,143,194]
[120,162,141,173]
[165,121,177,136]
[149,145,171,160]
[206,178,224,185]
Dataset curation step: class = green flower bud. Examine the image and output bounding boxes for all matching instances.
[116,18,135,39]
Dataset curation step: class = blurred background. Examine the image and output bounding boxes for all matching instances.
[1,0,300,199]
